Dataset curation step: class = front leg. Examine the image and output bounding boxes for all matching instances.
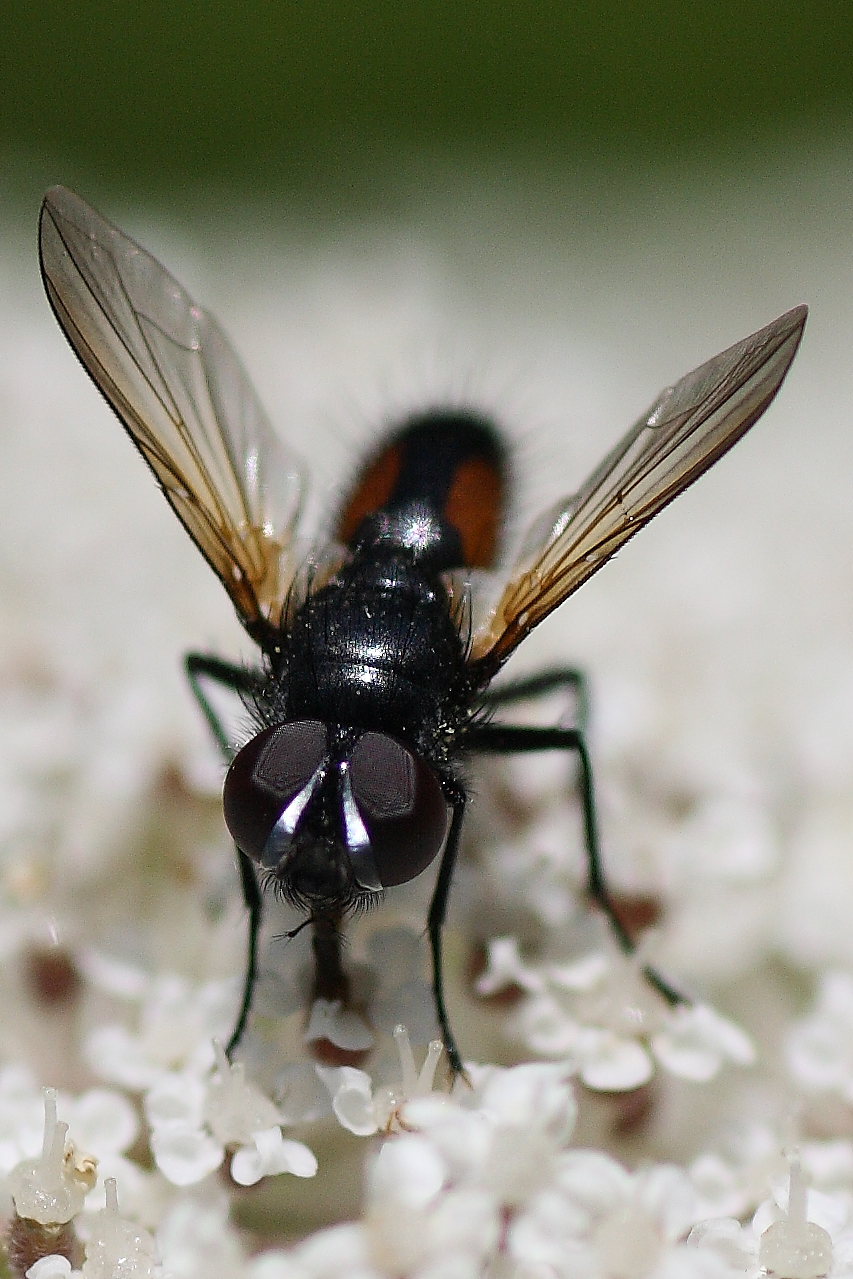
[185,651,262,760]
[185,650,266,1056]
[427,780,469,1078]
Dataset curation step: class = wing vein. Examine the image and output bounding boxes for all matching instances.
[471,305,807,670]
[39,186,306,635]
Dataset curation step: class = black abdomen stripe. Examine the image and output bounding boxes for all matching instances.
[337,409,507,570]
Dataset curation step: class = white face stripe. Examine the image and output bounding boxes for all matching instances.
[261,765,325,869]
[340,762,383,894]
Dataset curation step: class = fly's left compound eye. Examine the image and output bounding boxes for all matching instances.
[223,721,328,864]
[349,733,449,886]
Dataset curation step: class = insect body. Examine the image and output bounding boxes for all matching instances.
[39,186,807,1074]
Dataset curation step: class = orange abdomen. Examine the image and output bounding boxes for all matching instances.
[336,409,507,572]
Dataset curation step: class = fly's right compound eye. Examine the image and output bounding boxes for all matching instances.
[347,732,450,886]
[223,721,328,864]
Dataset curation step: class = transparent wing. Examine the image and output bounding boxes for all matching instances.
[471,305,807,670]
[39,185,304,636]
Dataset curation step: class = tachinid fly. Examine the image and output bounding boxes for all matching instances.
[38,186,807,1075]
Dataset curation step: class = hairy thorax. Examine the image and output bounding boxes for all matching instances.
[278,550,472,750]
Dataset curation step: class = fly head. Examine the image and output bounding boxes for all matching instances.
[223,720,451,912]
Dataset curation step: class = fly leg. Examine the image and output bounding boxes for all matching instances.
[481,665,590,732]
[466,706,683,1007]
[426,782,469,1079]
[185,651,265,1055]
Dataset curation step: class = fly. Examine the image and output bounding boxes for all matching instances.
[38,186,807,1075]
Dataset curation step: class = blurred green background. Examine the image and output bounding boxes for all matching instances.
[3,0,851,211]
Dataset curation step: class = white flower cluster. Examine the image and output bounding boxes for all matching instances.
[477,936,754,1091]
[4,152,853,1275]
[7,1023,853,1277]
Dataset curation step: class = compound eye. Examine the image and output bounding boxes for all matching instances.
[223,721,327,863]
[349,733,449,886]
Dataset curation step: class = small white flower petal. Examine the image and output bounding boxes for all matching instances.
[508,1189,589,1271]
[149,1124,223,1186]
[25,1257,74,1279]
[555,1150,634,1217]
[317,1065,379,1137]
[548,952,612,992]
[287,1222,377,1278]
[398,1101,491,1178]
[204,1049,281,1145]
[579,1030,654,1091]
[245,1252,308,1279]
[0,1069,47,1176]
[517,991,584,1057]
[230,1128,318,1185]
[304,1000,373,1052]
[475,936,543,997]
[84,1025,162,1092]
[77,950,150,1000]
[477,1062,577,1141]
[277,1138,320,1180]
[653,1004,755,1082]
[593,1201,666,1277]
[786,972,853,1096]
[144,1073,206,1130]
[156,1191,245,1278]
[370,1133,446,1209]
[64,1088,139,1156]
[419,1186,501,1269]
[688,1217,755,1270]
[634,1163,699,1239]
[275,1064,333,1125]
